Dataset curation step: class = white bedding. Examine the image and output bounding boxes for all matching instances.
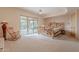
[53,27,62,33]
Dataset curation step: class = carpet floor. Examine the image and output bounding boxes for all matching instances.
[4,34,79,52]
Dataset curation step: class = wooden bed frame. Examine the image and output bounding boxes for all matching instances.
[41,22,65,38]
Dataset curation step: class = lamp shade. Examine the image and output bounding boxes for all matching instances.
[1,20,8,24]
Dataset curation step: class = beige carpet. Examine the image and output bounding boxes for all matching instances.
[4,34,79,52]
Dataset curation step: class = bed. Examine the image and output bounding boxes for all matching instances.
[43,22,65,38]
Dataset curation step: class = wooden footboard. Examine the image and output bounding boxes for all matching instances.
[53,30,61,37]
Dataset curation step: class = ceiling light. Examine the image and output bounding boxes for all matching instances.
[39,9,42,14]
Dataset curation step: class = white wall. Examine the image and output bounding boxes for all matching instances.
[44,15,70,31]
[0,7,40,32]
[77,10,79,39]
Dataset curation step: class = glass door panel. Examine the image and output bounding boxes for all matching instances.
[28,20,38,34]
[28,20,34,34]
[20,16,28,35]
[33,20,38,33]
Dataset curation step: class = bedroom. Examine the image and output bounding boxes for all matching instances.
[0,7,79,52]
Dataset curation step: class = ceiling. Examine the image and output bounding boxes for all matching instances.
[20,7,76,18]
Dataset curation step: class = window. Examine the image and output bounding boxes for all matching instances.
[20,16,38,35]
[20,16,28,35]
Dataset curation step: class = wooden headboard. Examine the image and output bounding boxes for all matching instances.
[45,22,64,29]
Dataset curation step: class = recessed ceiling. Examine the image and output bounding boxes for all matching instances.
[20,7,76,18]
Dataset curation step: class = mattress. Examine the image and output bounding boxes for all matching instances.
[53,27,62,33]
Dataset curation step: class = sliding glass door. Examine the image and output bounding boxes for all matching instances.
[20,16,38,35]
[28,18,38,34]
